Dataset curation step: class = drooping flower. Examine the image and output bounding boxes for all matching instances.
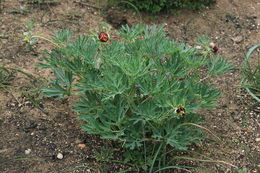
[176,105,186,116]
[212,45,219,52]
[23,36,30,43]
[99,32,109,42]
[165,72,171,78]
[209,42,219,52]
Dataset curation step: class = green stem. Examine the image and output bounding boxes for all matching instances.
[162,145,166,173]
[0,66,36,80]
[32,35,62,48]
[149,142,164,173]
[142,121,147,169]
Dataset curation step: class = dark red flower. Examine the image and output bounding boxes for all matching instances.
[209,42,219,53]
[99,32,109,42]
[213,45,219,52]
[176,105,186,116]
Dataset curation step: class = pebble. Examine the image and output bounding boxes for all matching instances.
[25,149,31,155]
[231,36,243,43]
[78,143,86,149]
[75,139,81,144]
[256,138,260,142]
[195,45,202,50]
[57,153,63,159]
[38,124,47,131]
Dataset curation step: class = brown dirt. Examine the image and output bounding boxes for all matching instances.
[0,0,259,172]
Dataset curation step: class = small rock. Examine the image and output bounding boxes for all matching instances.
[256,18,260,26]
[256,138,260,142]
[38,124,47,131]
[195,45,202,50]
[78,144,86,149]
[57,153,63,159]
[48,143,57,151]
[25,149,31,155]
[10,103,16,107]
[229,103,238,110]
[20,5,26,10]
[24,101,31,105]
[231,36,243,43]
[75,139,81,144]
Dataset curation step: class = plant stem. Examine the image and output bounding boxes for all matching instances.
[32,35,61,48]
[142,121,147,169]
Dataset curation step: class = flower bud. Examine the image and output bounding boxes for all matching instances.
[165,72,171,78]
[212,45,219,52]
[209,42,218,52]
[209,42,215,48]
[135,84,141,89]
[99,32,109,42]
[23,36,30,43]
[176,105,186,116]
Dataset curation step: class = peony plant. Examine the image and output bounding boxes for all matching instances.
[39,25,233,172]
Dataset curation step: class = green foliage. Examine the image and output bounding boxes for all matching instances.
[41,69,73,99]
[25,19,36,31]
[39,25,233,171]
[94,147,114,162]
[241,44,260,102]
[236,168,247,173]
[21,78,46,107]
[109,0,216,13]
[208,56,234,75]
[23,20,37,50]
[0,67,15,88]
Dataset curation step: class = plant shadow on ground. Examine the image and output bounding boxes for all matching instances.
[0,0,259,173]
